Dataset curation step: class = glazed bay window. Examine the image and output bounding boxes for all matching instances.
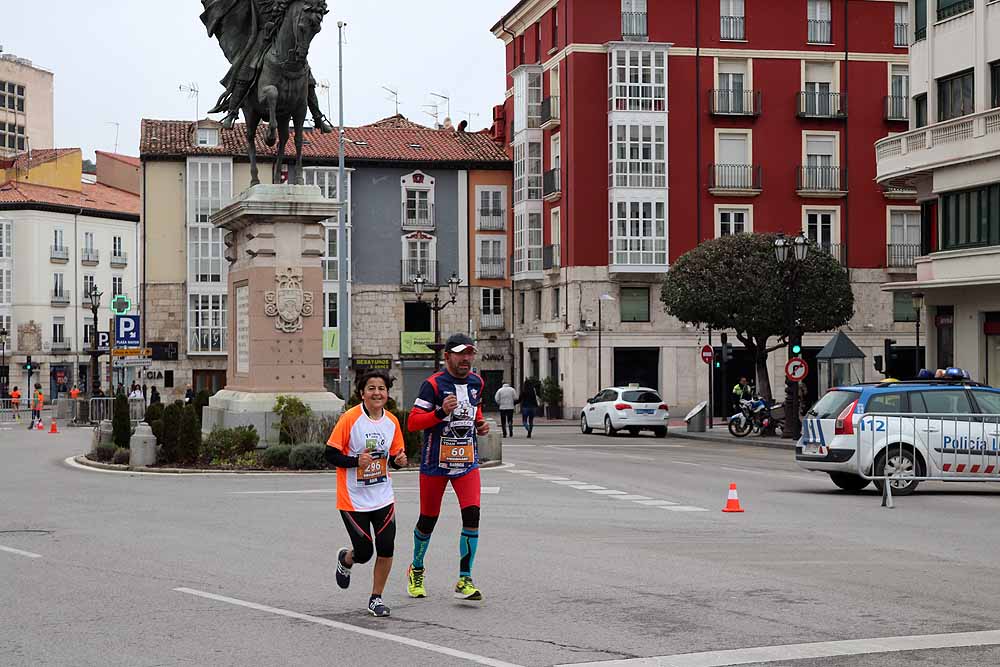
[937,69,974,122]
[609,47,666,112]
[513,69,542,133]
[189,293,227,354]
[513,211,543,274]
[514,140,543,203]
[323,225,351,281]
[189,226,225,283]
[0,268,10,305]
[940,184,1000,250]
[609,123,666,188]
[609,199,667,267]
[188,158,232,285]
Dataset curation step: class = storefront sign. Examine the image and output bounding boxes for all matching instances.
[401,331,434,355]
[481,353,506,362]
[352,357,392,370]
[323,329,339,354]
[149,341,179,361]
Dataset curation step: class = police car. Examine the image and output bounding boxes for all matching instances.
[580,385,669,437]
[796,373,1000,495]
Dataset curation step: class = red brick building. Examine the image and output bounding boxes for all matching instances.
[492,0,919,414]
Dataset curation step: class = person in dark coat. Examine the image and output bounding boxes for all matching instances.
[518,380,540,439]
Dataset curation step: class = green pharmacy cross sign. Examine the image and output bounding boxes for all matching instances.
[110,294,133,316]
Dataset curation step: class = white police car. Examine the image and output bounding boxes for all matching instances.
[580,385,669,437]
[796,375,1000,495]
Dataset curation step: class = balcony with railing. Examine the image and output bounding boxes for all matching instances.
[814,242,847,266]
[476,256,506,280]
[81,248,99,265]
[543,168,561,202]
[541,96,560,130]
[110,251,128,268]
[709,164,762,196]
[885,95,908,122]
[720,15,745,40]
[401,202,434,230]
[938,0,973,21]
[51,290,70,306]
[50,245,68,263]
[51,337,72,353]
[807,19,832,44]
[797,91,846,118]
[477,208,506,231]
[887,243,921,269]
[480,312,504,331]
[875,108,1000,185]
[543,244,560,271]
[709,89,761,117]
[894,22,907,47]
[621,11,648,40]
[796,166,847,196]
[401,259,438,287]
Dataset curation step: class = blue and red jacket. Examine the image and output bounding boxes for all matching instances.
[409,370,485,477]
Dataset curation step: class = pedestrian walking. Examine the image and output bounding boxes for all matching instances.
[184,385,195,404]
[326,369,407,617]
[69,385,81,400]
[519,379,539,438]
[494,382,518,437]
[9,386,20,421]
[149,387,161,405]
[128,386,144,401]
[30,383,43,430]
[406,333,489,601]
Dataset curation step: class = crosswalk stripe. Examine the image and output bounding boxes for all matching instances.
[634,499,679,506]
[588,489,628,495]
[609,494,652,501]
[662,505,709,512]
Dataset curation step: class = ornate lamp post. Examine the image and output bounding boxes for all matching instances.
[88,286,103,397]
[912,291,924,378]
[413,272,462,370]
[774,234,810,440]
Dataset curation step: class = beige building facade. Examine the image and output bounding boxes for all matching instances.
[0,52,54,159]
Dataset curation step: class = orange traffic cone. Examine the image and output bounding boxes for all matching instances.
[722,482,744,513]
[49,419,58,434]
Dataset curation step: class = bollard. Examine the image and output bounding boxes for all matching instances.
[478,418,503,464]
[130,422,157,467]
[98,419,114,446]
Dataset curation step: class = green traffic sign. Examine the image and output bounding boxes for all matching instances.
[110,294,133,316]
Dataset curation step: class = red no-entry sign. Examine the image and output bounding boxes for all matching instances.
[700,345,714,365]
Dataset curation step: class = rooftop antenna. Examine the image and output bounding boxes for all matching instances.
[430,92,451,120]
[382,86,399,115]
[317,78,333,119]
[105,121,120,153]
[421,103,440,128]
[458,110,481,125]
[178,82,200,120]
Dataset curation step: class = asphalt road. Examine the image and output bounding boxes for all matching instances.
[4,422,1000,666]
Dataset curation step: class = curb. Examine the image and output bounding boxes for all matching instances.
[69,455,506,476]
[670,431,796,451]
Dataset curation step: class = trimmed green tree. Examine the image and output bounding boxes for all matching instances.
[111,392,132,449]
[660,233,854,401]
[159,401,184,464]
[176,404,202,465]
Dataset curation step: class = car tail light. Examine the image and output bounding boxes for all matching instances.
[658,403,669,411]
[834,399,859,435]
[614,403,631,411]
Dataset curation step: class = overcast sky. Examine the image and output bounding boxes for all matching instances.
[6,0,512,160]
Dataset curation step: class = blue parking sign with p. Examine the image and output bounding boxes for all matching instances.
[115,315,140,348]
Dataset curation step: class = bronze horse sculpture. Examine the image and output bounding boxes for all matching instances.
[202,0,331,186]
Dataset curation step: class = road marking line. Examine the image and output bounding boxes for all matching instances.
[672,461,700,466]
[0,545,42,559]
[634,500,679,506]
[508,469,538,475]
[588,490,628,496]
[552,480,588,485]
[571,485,606,491]
[609,494,652,501]
[174,588,522,667]
[231,487,502,495]
[556,628,1000,667]
[662,506,709,512]
[65,457,516,477]
[544,443,686,448]
[535,475,570,481]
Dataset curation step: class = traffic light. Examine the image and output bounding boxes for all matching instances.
[788,331,803,357]
[883,339,897,376]
[720,333,733,364]
[874,355,884,373]
[24,355,32,372]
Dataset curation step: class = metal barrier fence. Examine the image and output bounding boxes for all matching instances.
[0,398,27,422]
[87,398,147,424]
[856,412,1000,507]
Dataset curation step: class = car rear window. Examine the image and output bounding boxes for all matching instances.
[912,390,974,414]
[810,390,861,418]
[623,390,661,403]
[971,390,1000,415]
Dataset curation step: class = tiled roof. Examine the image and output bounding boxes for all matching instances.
[140,118,511,165]
[1,148,81,170]
[96,151,141,168]
[363,114,430,130]
[0,180,139,219]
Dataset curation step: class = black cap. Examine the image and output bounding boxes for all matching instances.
[444,333,477,353]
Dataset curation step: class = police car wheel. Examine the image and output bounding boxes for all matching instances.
[873,447,922,496]
[828,472,870,492]
[580,414,593,434]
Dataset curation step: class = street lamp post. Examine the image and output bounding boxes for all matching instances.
[774,234,809,441]
[0,327,7,398]
[88,286,103,398]
[597,294,616,390]
[413,273,462,370]
[912,291,924,378]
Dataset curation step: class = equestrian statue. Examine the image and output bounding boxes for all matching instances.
[200,0,334,186]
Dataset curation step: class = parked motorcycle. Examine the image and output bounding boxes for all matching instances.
[728,396,784,437]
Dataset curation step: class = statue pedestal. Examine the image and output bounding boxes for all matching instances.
[202,185,345,443]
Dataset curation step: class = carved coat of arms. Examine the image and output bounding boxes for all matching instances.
[264,268,314,333]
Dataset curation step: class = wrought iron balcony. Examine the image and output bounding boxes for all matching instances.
[480,313,504,331]
[543,168,562,202]
[51,338,72,352]
[541,96,560,130]
[110,252,128,268]
[887,243,921,269]
[621,11,648,40]
[709,164,762,195]
[797,91,846,118]
[401,259,438,287]
[476,256,506,280]
[894,22,907,47]
[814,242,847,266]
[81,248,99,265]
[543,244,561,271]
[797,166,847,194]
[808,19,832,44]
[720,15,745,40]
[477,209,506,231]
[50,245,69,262]
[885,95,908,122]
[51,290,70,306]
[709,89,761,117]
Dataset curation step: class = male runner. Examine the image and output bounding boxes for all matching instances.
[406,333,489,601]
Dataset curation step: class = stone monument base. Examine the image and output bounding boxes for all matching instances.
[202,389,345,445]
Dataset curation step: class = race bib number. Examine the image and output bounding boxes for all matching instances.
[439,438,475,468]
[356,452,388,486]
